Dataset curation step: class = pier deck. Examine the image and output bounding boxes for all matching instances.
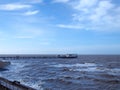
[0,54,57,60]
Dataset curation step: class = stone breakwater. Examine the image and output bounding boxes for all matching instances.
[0,77,36,90]
[0,61,10,69]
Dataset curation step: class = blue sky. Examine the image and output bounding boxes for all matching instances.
[0,0,120,54]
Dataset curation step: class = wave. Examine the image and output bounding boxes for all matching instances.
[51,63,120,75]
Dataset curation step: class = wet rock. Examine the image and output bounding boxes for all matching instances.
[100,74,116,78]
[107,80,120,84]
[76,77,82,80]
[62,67,70,71]
[94,79,120,84]
[64,76,73,79]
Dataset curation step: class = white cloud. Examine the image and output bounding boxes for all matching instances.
[57,24,83,29]
[0,3,31,11]
[89,1,114,22]
[23,10,39,16]
[56,0,120,31]
[71,0,98,11]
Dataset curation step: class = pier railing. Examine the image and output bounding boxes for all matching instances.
[0,77,36,90]
[0,54,57,60]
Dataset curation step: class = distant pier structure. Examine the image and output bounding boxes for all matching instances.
[0,54,57,60]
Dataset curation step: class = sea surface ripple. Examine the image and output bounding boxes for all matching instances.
[0,55,120,90]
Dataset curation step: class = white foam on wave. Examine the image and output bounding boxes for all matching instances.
[75,67,99,72]
[9,62,26,72]
[9,61,30,76]
[52,63,97,68]
[0,60,44,90]
[22,80,44,90]
[52,63,120,75]
[107,68,120,75]
[0,60,29,81]
[52,63,101,72]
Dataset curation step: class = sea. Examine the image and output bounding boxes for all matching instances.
[0,55,120,90]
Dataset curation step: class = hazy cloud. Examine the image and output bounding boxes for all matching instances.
[19,0,43,4]
[57,24,83,29]
[53,0,69,3]
[23,10,39,16]
[71,0,98,11]
[0,3,31,11]
[26,0,43,3]
[15,35,34,39]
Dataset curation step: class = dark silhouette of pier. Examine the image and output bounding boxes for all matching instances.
[0,54,57,60]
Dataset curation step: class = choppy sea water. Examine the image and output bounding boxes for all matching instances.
[0,55,120,90]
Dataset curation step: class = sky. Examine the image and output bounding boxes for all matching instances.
[0,0,120,54]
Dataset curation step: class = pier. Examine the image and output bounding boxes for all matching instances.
[0,54,57,60]
[0,77,36,90]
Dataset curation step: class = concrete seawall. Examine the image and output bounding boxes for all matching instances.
[0,77,36,90]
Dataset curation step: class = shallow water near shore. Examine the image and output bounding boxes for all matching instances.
[0,55,120,90]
